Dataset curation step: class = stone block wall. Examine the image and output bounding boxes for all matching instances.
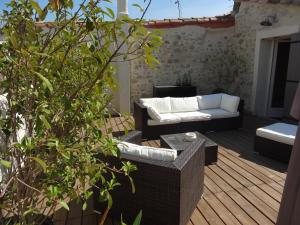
[129,26,236,109]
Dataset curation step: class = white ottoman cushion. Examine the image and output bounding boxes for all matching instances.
[256,123,297,146]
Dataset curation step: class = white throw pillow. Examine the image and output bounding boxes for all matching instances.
[220,94,240,113]
[117,141,177,161]
[147,107,162,121]
[140,97,171,114]
[197,94,223,110]
[170,97,199,113]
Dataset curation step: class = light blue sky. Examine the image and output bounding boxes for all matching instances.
[0,0,234,20]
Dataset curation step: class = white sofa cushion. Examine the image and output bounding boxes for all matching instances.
[200,109,239,119]
[197,94,223,110]
[147,107,162,121]
[170,97,199,113]
[148,113,181,126]
[117,141,177,161]
[256,123,297,146]
[140,97,171,114]
[174,111,211,122]
[220,94,240,113]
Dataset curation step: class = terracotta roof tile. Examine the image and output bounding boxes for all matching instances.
[143,15,235,29]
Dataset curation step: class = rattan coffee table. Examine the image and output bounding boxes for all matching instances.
[160,131,218,165]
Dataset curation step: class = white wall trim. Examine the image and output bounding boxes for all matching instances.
[251,25,300,114]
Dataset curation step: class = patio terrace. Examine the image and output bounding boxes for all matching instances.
[54,115,288,225]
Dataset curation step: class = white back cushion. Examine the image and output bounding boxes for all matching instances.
[220,94,240,113]
[170,97,199,113]
[147,107,162,121]
[140,97,171,114]
[117,141,177,161]
[197,94,223,110]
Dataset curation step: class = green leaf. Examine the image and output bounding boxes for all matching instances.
[129,176,135,194]
[30,0,43,16]
[82,202,87,210]
[59,201,70,211]
[106,7,115,19]
[39,115,51,129]
[34,72,53,93]
[29,157,47,172]
[0,159,11,168]
[132,210,142,225]
[120,214,127,225]
[132,3,144,12]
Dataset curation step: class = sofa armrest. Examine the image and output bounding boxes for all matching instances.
[133,101,149,131]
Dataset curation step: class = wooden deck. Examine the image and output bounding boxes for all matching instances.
[54,115,288,225]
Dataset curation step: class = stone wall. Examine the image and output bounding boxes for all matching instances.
[130,26,235,109]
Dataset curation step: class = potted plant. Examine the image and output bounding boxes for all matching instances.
[0,0,161,224]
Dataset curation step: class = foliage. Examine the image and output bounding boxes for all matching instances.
[0,0,162,224]
[204,45,249,95]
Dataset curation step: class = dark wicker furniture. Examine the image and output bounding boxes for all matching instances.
[94,131,205,225]
[160,132,218,165]
[254,135,293,163]
[134,100,244,140]
[153,85,197,97]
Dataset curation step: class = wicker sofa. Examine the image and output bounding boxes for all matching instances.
[94,131,205,225]
[134,94,244,139]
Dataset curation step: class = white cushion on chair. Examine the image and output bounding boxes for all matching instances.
[220,94,240,113]
[140,97,171,114]
[147,113,181,126]
[170,97,199,113]
[200,109,239,119]
[197,94,223,110]
[147,107,162,121]
[256,123,297,146]
[117,142,177,161]
[174,111,211,122]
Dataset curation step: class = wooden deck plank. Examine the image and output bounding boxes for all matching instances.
[205,167,234,192]
[215,192,258,225]
[248,186,280,211]
[197,199,226,225]
[203,194,242,225]
[190,208,209,225]
[226,190,274,225]
[216,161,254,187]
[219,148,285,182]
[235,188,278,223]
[218,155,263,185]
[204,176,223,194]
[208,164,244,190]
[257,184,282,202]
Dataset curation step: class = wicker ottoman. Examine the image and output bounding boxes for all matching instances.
[254,123,297,163]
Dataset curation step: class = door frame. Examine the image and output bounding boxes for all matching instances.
[266,39,291,117]
[252,25,300,116]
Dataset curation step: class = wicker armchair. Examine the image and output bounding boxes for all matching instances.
[94,131,205,225]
